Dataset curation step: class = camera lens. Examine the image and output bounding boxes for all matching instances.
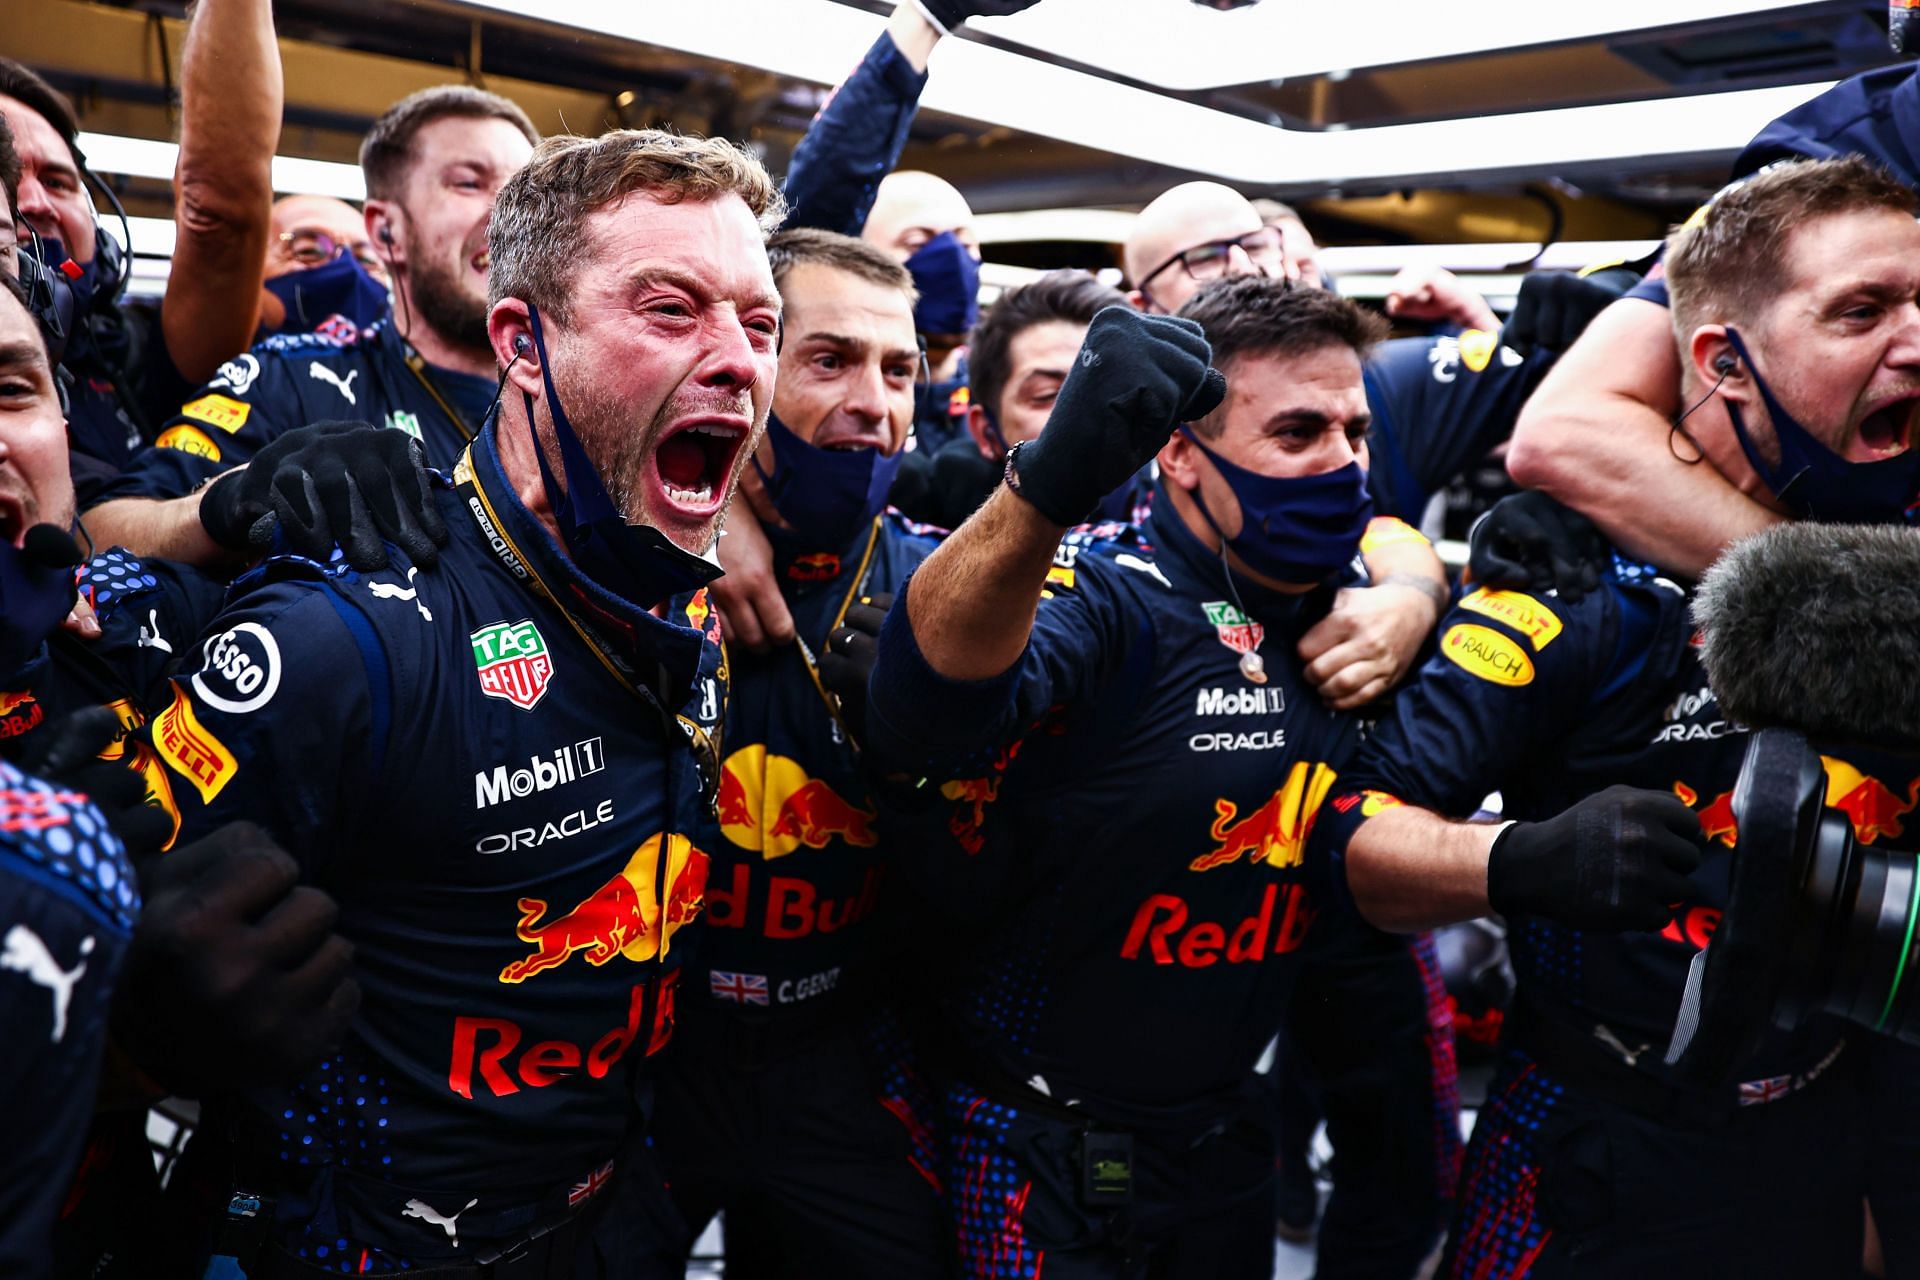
[1777,807,1920,1044]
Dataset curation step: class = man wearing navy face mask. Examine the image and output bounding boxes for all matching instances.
[145,129,769,1275]
[645,227,950,1279]
[254,194,392,343]
[846,278,1456,1278]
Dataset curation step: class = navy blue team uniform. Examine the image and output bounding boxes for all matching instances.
[649,513,951,1278]
[866,491,1458,1278]
[1361,330,1555,526]
[88,316,497,508]
[1324,561,1920,1277]
[143,419,726,1272]
[0,762,140,1280]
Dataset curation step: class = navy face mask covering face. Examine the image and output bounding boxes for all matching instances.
[1177,426,1373,583]
[905,231,981,336]
[521,305,722,608]
[0,527,80,677]
[752,411,902,550]
[261,252,390,340]
[1722,327,1920,524]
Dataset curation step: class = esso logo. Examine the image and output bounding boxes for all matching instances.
[190,622,283,714]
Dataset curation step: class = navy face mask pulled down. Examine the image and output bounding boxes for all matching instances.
[1177,426,1373,584]
[519,305,721,608]
[0,527,81,677]
[752,412,902,551]
[1723,326,1920,524]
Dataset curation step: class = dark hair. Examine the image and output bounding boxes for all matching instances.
[968,269,1128,422]
[359,85,539,202]
[767,226,915,300]
[1176,276,1387,435]
[0,114,20,225]
[0,59,80,164]
[1667,155,1919,344]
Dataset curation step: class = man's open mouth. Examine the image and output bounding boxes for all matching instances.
[0,495,27,550]
[653,419,748,514]
[1859,394,1920,459]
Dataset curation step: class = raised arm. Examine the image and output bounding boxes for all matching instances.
[163,0,282,384]
[1504,297,1779,576]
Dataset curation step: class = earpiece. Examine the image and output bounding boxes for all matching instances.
[380,225,394,246]
[513,334,532,355]
[1714,352,1738,376]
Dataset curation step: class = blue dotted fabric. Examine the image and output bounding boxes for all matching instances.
[76,548,160,622]
[0,760,138,928]
[1443,1049,1567,1279]
[944,1089,1046,1280]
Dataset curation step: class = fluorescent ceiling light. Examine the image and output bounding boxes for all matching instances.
[446,1,1836,187]
[78,132,366,201]
[969,0,1819,92]
[975,208,1139,244]
[1319,240,1662,274]
[99,214,178,258]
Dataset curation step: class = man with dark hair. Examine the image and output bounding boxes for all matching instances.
[1327,155,1920,1277]
[148,126,771,1272]
[844,277,1435,1277]
[83,83,538,569]
[645,225,949,1278]
[1,0,280,493]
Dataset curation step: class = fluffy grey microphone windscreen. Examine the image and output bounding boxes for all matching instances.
[1693,522,1920,753]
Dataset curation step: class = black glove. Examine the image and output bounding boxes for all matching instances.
[1502,270,1632,357]
[1488,785,1706,931]
[820,593,890,744]
[0,524,80,675]
[1008,307,1225,526]
[1468,491,1610,602]
[912,0,1044,34]
[113,821,360,1095]
[199,421,449,571]
[12,706,172,862]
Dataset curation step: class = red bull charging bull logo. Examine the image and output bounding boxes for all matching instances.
[1673,761,1920,850]
[498,833,710,983]
[717,744,878,859]
[1190,761,1339,872]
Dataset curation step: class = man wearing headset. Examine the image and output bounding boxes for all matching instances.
[82,85,537,571]
[0,0,280,498]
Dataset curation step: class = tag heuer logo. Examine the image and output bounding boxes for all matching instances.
[1201,601,1265,656]
[472,620,553,711]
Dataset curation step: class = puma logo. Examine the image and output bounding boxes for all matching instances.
[367,566,432,622]
[138,608,172,653]
[308,363,359,405]
[2,925,93,1042]
[1114,553,1171,588]
[403,1196,478,1247]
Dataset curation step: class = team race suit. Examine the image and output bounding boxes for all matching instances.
[1325,558,1920,1278]
[89,315,498,508]
[144,419,726,1272]
[0,762,139,1280]
[866,489,1458,1279]
[650,513,951,1279]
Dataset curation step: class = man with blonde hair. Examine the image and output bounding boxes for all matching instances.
[155,128,778,1274]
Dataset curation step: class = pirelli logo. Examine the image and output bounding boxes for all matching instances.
[154,686,238,803]
[179,393,252,434]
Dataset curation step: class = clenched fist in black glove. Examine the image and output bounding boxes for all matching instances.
[113,822,360,1095]
[911,0,1044,35]
[1488,785,1706,931]
[821,593,890,744]
[1468,491,1610,602]
[13,707,172,863]
[1007,307,1225,526]
[1502,268,1635,357]
[199,420,449,571]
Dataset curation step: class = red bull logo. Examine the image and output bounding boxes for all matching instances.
[498,833,709,983]
[0,690,42,740]
[786,553,841,583]
[717,744,878,859]
[1820,757,1920,845]
[939,740,1023,855]
[1671,781,1739,848]
[448,972,678,1100]
[1121,883,1314,968]
[1190,761,1339,872]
